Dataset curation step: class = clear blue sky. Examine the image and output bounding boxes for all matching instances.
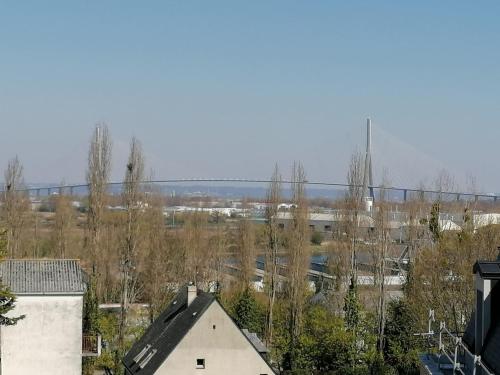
[1,1,500,191]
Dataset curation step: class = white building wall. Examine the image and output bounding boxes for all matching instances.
[155,301,274,375]
[0,295,83,375]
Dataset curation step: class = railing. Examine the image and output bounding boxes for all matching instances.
[437,322,494,375]
[417,310,494,375]
[82,334,101,357]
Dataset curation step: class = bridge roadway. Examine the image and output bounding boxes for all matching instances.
[4,178,498,202]
[223,260,406,286]
[223,260,333,282]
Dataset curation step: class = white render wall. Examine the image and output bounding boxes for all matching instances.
[0,295,83,375]
[155,301,274,375]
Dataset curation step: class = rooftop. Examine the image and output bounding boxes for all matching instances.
[473,260,500,279]
[242,329,269,354]
[123,286,214,375]
[0,259,86,295]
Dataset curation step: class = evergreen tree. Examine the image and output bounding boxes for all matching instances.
[82,275,101,375]
[233,287,264,336]
[343,276,363,371]
[429,203,441,242]
[344,276,361,332]
[383,299,420,374]
[0,229,24,326]
[83,275,100,334]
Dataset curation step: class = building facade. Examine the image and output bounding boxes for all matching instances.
[0,259,86,375]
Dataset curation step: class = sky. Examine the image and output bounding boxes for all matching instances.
[1,1,500,191]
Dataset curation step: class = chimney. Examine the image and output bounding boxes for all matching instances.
[472,261,500,355]
[187,283,197,306]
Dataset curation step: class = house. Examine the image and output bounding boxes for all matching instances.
[461,260,500,374]
[123,284,276,375]
[0,259,98,375]
[419,259,500,374]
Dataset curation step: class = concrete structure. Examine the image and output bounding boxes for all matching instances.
[124,285,276,375]
[0,259,87,375]
[362,117,374,201]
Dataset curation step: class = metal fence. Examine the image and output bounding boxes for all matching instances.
[417,310,494,375]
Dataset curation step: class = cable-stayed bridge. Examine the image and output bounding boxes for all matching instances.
[2,178,498,203]
[2,119,497,202]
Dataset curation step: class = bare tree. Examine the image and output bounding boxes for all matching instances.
[86,124,112,273]
[286,162,310,370]
[209,223,229,295]
[118,137,145,350]
[345,152,364,279]
[2,156,29,257]
[52,187,75,258]
[142,182,173,322]
[236,200,255,290]
[182,212,210,288]
[374,175,391,353]
[264,164,282,345]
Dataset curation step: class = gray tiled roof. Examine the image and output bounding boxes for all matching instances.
[0,259,86,295]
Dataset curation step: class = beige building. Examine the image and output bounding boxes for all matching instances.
[123,285,276,375]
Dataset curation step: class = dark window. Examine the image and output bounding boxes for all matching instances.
[324,225,332,231]
[212,324,216,330]
[278,223,284,229]
[196,358,205,369]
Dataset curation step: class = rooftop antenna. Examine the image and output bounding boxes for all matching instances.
[362,118,374,203]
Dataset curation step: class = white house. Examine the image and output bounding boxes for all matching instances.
[123,285,276,375]
[0,259,93,375]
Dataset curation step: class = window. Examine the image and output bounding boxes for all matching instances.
[324,225,332,231]
[196,358,205,369]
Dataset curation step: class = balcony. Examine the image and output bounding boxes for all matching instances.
[82,334,102,357]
